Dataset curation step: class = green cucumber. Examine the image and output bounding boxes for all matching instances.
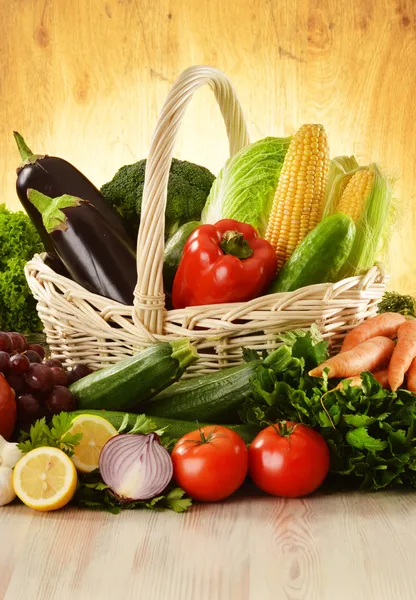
[268,214,356,293]
[67,410,261,445]
[145,362,259,423]
[69,340,198,412]
[163,221,201,290]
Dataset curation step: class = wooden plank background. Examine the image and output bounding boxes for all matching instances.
[0,0,415,293]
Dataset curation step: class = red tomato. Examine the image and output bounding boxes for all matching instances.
[171,425,248,502]
[248,422,330,498]
[0,373,16,440]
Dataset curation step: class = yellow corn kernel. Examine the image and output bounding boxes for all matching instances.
[265,124,330,270]
[336,168,375,222]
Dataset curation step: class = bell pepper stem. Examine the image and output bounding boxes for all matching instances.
[220,230,253,259]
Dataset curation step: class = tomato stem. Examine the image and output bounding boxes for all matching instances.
[264,420,297,438]
[193,425,227,446]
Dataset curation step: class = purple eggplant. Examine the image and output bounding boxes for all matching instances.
[28,190,137,305]
[14,132,133,251]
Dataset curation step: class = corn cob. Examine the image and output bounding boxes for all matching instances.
[335,168,374,222]
[265,124,330,270]
[323,155,359,217]
[328,163,393,278]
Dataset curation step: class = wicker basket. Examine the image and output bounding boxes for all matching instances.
[25,66,389,374]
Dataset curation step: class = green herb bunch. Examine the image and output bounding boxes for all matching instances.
[0,204,44,332]
[240,326,416,491]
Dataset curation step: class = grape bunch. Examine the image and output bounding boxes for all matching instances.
[0,331,91,430]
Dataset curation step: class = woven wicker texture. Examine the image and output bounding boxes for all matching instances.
[25,66,388,374]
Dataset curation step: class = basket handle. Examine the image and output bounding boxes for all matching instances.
[133,66,250,334]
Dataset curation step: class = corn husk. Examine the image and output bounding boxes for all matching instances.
[323,157,395,278]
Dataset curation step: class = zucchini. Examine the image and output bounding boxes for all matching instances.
[268,214,356,293]
[163,221,201,290]
[67,410,260,445]
[69,340,198,412]
[145,362,259,423]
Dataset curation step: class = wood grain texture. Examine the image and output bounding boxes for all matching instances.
[0,0,415,293]
[1,491,416,600]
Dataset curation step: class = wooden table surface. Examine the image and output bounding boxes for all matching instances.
[1,489,416,600]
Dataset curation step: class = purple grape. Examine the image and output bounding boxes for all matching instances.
[45,386,76,415]
[51,367,68,387]
[43,358,63,369]
[7,333,27,353]
[24,350,42,364]
[7,374,25,394]
[26,344,45,360]
[16,393,41,421]
[68,363,92,385]
[25,363,54,393]
[0,351,10,374]
[0,333,12,353]
[9,353,30,375]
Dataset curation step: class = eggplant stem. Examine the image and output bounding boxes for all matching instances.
[13,131,35,162]
[27,190,82,234]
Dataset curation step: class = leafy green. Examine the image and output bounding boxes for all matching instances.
[18,414,82,457]
[117,413,158,435]
[72,470,192,514]
[240,329,416,490]
[0,204,44,332]
[101,158,215,239]
[377,290,416,318]
[201,136,291,237]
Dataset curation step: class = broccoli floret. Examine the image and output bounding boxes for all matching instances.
[378,290,416,317]
[0,204,44,333]
[100,158,215,239]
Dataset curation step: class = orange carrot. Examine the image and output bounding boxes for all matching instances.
[341,313,405,352]
[388,320,416,391]
[406,358,416,392]
[309,336,395,378]
[332,369,390,391]
[372,369,390,389]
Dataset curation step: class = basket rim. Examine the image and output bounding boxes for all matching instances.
[26,252,389,316]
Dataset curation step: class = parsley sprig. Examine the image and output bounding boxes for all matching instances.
[18,413,82,457]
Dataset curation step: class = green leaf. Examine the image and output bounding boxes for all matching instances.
[17,413,82,456]
[17,417,49,453]
[117,413,130,433]
[318,410,334,429]
[388,429,407,453]
[164,488,193,513]
[128,414,157,435]
[343,414,378,427]
[346,428,388,452]
[242,347,262,363]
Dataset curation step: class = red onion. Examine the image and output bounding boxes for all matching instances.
[99,433,173,501]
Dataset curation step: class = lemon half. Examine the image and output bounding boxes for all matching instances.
[68,414,118,473]
[13,447,77,511]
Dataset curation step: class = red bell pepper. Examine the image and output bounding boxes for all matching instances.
[172,219,278,308]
